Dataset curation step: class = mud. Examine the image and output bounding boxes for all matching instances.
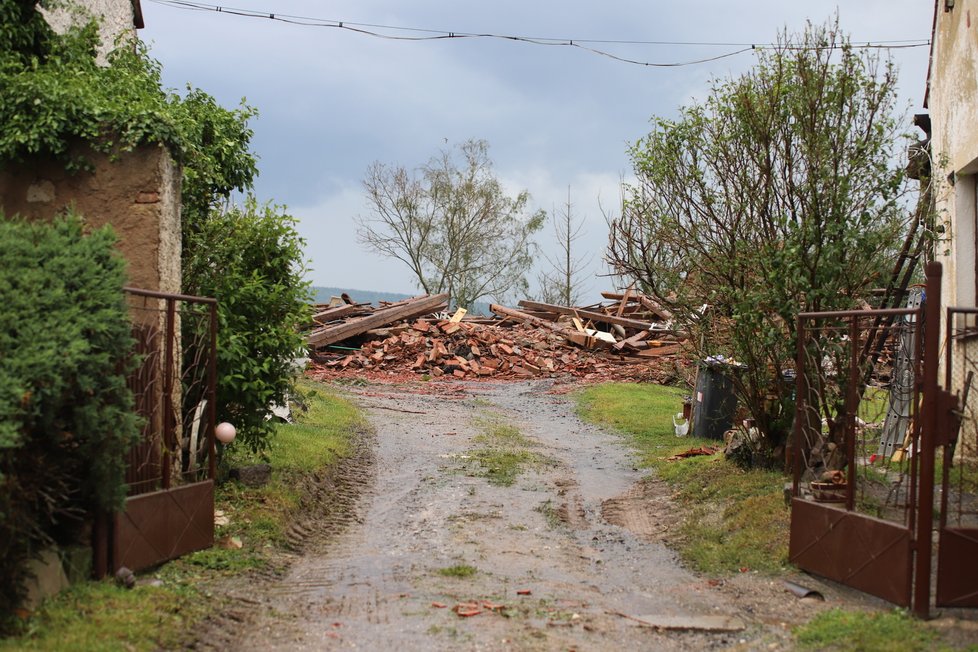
[199,379,887,651]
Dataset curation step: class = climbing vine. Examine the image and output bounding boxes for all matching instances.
[0,0,258,219]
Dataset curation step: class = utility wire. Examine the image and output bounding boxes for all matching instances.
[146,0,930,68]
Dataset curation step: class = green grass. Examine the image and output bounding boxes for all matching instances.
[467,413,548,486]
[794,609,956,652]
[1,379,363,651]
[577,382,789,574]
[436,564,478,578]
[0,582,206,652]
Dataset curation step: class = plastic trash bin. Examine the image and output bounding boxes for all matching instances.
[691,360,738,440]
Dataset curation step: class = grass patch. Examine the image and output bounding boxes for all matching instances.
[467,413,548,486]
[577,382,789,574]
[0,582,206,652]
[794,609,946,651]
[211,379,364,553]
[535,500,562,529]
[1,378,363,651]
[437,564,478,578]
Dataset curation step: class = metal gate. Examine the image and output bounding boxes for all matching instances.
[789,262,978,617]
[95,288,218,576]
[937,306,978,608]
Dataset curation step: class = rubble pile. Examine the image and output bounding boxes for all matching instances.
[305,290,687,382]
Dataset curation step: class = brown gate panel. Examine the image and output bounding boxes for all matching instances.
[790,499,912,606]
[113,480,214,572]
[937,528,978,607]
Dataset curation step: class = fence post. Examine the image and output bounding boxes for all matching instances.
[913,261,942,618]
[208,302,218,480]
[161,296,175,490]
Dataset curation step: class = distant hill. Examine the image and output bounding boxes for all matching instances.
[311,286,415,306]
[311,286,490,316]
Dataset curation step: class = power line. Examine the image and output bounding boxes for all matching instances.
[146,0,930,68]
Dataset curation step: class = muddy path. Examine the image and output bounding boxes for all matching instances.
[216,379,861,651]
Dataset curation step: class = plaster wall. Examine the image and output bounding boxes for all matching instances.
[930,1,978,462]
[0,143,182,294]
[930,0,978,309]
[41,0,137,64]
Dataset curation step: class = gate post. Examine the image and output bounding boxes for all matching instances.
[914,261,942,618]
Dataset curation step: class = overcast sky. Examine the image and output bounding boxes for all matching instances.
[138,0,934,303]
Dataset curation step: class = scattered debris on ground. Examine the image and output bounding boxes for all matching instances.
[305,290,688,384]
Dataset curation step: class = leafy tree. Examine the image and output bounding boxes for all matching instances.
[537,187,592,306]
[358,138,545,309]
[606,19,911,467]
[0,213,138,627]
[182,199,311,455]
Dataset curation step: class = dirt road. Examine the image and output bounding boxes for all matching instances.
[218,379,829,651]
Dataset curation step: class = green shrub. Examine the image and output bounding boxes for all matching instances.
[0,213,139,627]
[182,199,311,456]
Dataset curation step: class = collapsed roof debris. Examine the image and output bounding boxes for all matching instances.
[305,291,687,383]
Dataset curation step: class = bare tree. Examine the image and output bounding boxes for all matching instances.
[357,139,545,309]
[537,187,592,306]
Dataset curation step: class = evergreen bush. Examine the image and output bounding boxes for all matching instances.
[0,213,138,627]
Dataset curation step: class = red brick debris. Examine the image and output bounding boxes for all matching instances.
[305,291,688,385]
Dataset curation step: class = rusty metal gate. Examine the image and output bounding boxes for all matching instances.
[937,306,978,608]
[789,262,978,618]
[95,288,218,576]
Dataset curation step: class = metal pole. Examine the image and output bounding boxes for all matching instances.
[792,315,806,488]
[162,297,175,490]
[913,261,941,619]
[847,318,859,512]
[208,302,218,481]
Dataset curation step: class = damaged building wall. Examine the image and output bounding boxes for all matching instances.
[0,143,181,294]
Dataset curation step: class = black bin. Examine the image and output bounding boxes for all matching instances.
[691,361,738,440]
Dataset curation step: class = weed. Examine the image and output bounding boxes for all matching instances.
[437,564,478,578]
[535,500,562,529]
[465,412,548,486]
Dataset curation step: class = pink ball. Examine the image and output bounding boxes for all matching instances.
[215,422,236,444]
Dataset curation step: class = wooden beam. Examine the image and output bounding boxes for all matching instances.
[489,304,571,334]
[308,294,449,348]
[311,303,371,324]
[615,285,634,318]
[517,299,654,331]
[612,329,650,352]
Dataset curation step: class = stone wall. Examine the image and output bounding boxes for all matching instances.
[41,0,141,64]
[0,143,181,294]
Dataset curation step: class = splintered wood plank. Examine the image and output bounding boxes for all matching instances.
[449,307,468,323]
[489,304,573,334]
[311,303,371,324]
[308,293,449,348]
[613,329,650,352]
[517,300,654,331]
[633,344,681,357]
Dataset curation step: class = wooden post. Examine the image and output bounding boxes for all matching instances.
[913,261,941,619]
